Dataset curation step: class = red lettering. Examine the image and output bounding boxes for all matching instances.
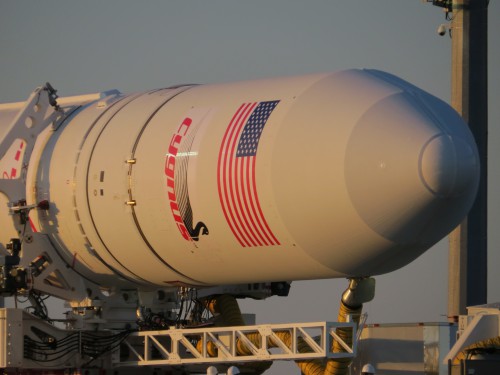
[165,156,176,179]
[170,201,181,218]
[177,223,191,241]
[177,117,192,136]
[168,134,182,156]
[166,178,176,201]
[164,117,195,242]
[170,201,190,240]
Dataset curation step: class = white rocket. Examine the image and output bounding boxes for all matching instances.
[0,69,479,291]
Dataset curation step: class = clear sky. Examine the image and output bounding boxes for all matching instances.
[1,1,498,374]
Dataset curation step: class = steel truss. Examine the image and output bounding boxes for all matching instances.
[0,307,358,371]
[116,321,357,366]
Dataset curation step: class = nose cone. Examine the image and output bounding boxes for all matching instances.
[419,134,478,197]
[345,91,479,247]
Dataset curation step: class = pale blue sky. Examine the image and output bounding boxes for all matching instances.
[1,1,498,373]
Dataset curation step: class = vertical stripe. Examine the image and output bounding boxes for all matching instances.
[217,104,250,246]
[227,103,257,247]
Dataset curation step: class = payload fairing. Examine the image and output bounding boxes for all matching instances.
[0,69,479,291]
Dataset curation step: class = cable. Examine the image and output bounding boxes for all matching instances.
[82,332,131,367]
[24,329,134,365]
[26,290,50,321]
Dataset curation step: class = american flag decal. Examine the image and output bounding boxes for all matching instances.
[217,101,280,247]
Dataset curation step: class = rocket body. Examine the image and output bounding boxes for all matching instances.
[0,69,479,288]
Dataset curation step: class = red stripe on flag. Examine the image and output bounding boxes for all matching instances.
[243,156,271,246]
[251,157,280,245]
[226,103,258,247]
[237,156,265,246]
[217,104,253,246]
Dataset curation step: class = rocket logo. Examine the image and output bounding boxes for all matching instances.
[217,101,280,247]
[165,117,209,242]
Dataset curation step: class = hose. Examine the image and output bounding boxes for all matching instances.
[208,294,245,327]
[200,278,374,375]
[323,301,363,375]
[198,294,271,374]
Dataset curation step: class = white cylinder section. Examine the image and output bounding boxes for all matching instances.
[30,69,479,288]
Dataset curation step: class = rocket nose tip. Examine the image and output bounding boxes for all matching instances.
[344,91,479,246]
[419,134,479,198]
